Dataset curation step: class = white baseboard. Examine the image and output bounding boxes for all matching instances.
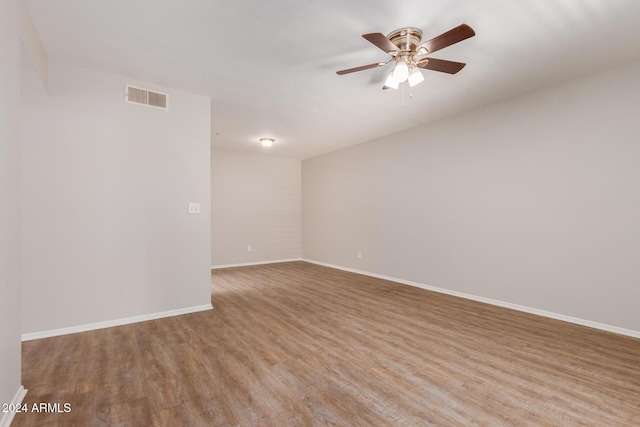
[301,258,640,340]
[0,385,28,427]
[21,304,213,341]
[212,258,302,269]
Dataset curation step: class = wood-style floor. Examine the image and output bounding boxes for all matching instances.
[14,261,640,426]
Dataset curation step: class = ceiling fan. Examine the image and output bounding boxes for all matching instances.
[336,24,475,89]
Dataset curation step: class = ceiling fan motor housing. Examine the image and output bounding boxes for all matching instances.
[387,27,423,55]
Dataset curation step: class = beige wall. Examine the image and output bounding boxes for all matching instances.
[302,59,640,333]
[0,0,23,411]
[20,63,212,334]
[211,148,300,266]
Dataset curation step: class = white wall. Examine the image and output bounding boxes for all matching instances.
[18,0,47,91]
[211,148,300,266]
[0,0,23,411]
[20,62,211,334]
[303,59,640,333]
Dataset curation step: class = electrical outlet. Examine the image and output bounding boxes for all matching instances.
[247,245,252,252]
[357,251,362,259]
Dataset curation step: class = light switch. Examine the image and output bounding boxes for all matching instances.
[188,202,200,214]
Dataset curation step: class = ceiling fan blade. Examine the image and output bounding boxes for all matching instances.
[416,24,475,55]
[362,33,399,55]
[336,62,386,75]
[418,58,466,74]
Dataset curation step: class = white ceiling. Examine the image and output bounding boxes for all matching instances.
[25,0,640,159]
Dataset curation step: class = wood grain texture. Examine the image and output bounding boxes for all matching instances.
[14,261,640,426]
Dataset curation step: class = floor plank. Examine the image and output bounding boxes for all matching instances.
[14,261,640,426]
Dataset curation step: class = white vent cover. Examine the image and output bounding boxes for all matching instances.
[125,85,169,110]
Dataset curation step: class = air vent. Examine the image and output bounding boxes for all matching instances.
[125,85,168,110]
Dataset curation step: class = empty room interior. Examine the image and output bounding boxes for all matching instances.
[2,0,640,426]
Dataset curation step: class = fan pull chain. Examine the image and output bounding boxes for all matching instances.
[400,82,414,108]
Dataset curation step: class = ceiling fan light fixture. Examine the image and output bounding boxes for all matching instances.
[393,60,409,82]
[335,24,475,92]
[384,72,400,89]
[408,67,424,87]
[259,137,274,147]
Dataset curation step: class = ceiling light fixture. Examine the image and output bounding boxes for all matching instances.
[384,71,400,89]
[337,24,476,93]
[393,60,409,82]
[384,58,424,90]
[259,137,274,147]
[407,67,424,87]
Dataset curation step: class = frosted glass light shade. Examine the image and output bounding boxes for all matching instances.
[393,61,409,82]
[260,138,274,147]
[408,68,424,87]
[384,72,400,89]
